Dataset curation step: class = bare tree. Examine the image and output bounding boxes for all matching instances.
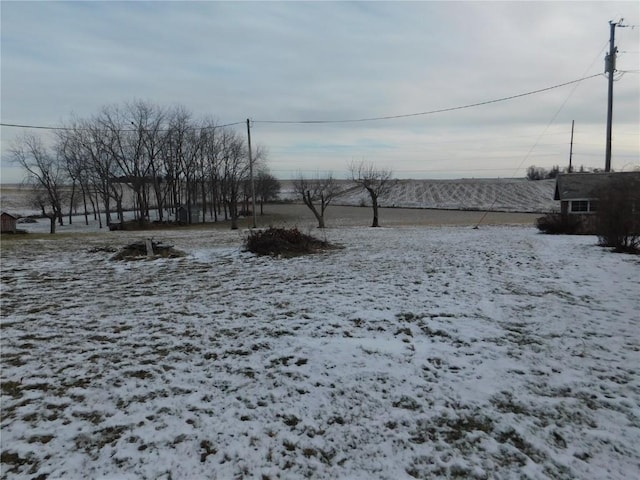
[200,118,223,222]
[11,134,68,234]
[255,169,281,215]
[349,160,393,227]
[82,117,125,228]
[293,173,341,228]
[165,107,201,223]
[57,122,96,226]
[97,101,165,225]
[219,130,249,230]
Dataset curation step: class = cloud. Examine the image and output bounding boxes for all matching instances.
[1,1,638,182]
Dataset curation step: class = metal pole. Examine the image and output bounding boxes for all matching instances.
[605,21,617,172]
[569,120,574,173]
[246,118,257,228]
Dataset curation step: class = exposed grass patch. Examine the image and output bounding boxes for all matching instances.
[200,440,217,462]
[393,395,422,411]
[27,435,55,444]
[410,411,494,444]
[281,414,300,428]
[1,450,39,476]
[1,380,23,399]
[497,427,546,462]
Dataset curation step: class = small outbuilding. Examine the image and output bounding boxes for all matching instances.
[176,206,188,224]
[1,212,18,233]
[555,172,640,214]
[554,171,640,233]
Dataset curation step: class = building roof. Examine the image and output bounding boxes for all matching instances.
[1,212,18,219]
[554,172,640,201]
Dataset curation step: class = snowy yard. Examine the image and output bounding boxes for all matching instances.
[1,225,639,479]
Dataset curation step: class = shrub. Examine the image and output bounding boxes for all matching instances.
[244,227,337,257]
[536,213,582,235]
[594,176,640,254]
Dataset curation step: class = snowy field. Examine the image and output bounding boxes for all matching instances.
[1,221,639,479]
[1,177,557,221]
[277,178,557,213]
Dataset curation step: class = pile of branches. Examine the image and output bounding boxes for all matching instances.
[111,240,185,261]
[244,227,338,257]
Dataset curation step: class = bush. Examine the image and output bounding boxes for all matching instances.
[536,213,582,235]
[594,176,640,254]
[244,227,337,257]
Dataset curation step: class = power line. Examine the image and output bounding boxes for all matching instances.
[253,74,602,125]
[0,120,245,133]
[0,74,608,132]
[473,42,611,228]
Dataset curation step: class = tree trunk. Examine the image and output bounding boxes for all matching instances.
[371,192,380,227]
[49,215,56,234]
[68,183,76,225]
[303,191,326,229]
[82,187,89,226]
[201,181,207,223]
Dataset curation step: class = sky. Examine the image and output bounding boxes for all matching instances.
[1,1,639,183]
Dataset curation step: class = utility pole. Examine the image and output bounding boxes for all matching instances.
[605,20,619,172]
[569,120,574,173]
[246,118,257,228]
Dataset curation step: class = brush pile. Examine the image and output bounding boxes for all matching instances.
[111,239,185,261]
[244,227,338,257]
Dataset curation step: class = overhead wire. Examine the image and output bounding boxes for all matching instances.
[253,74,602,125]
[0,73,605,133]
[473,40,612,228]
[0,120,246,133]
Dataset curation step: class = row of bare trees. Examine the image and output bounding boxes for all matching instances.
[11,100,280,233]
[293,161,394,228]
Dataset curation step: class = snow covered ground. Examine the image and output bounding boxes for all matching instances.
[1,224,638,479]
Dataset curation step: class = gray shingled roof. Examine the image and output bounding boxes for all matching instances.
[554,172,640,201]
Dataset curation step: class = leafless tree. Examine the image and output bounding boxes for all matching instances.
[57,122,98,226]
[254,169,280,215]
[165,107,202,223]
[11,134,68,234]
[11,102,277,232]
[200,118,223,222]
[293,173,341,228]
[97,101,165,225]
[82,117,125,228]
[349,160,393,227]
[219,130,249,229]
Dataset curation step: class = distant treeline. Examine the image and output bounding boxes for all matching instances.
[10,100,280,233]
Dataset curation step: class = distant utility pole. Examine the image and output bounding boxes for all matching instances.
[569,120,574,173]
[604,19,626,172]
[246,118,257,228]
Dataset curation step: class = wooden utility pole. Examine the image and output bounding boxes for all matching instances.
[246,119,257,228]
[605,21,618,172]
[569,120,574,173]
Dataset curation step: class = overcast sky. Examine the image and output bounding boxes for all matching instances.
[1,1,639,183]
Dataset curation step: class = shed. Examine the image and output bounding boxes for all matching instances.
[176,206,188,223]
[1,212,18,233]
[554,172,640,215]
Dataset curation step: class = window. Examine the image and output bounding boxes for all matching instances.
[571,200,589,212]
